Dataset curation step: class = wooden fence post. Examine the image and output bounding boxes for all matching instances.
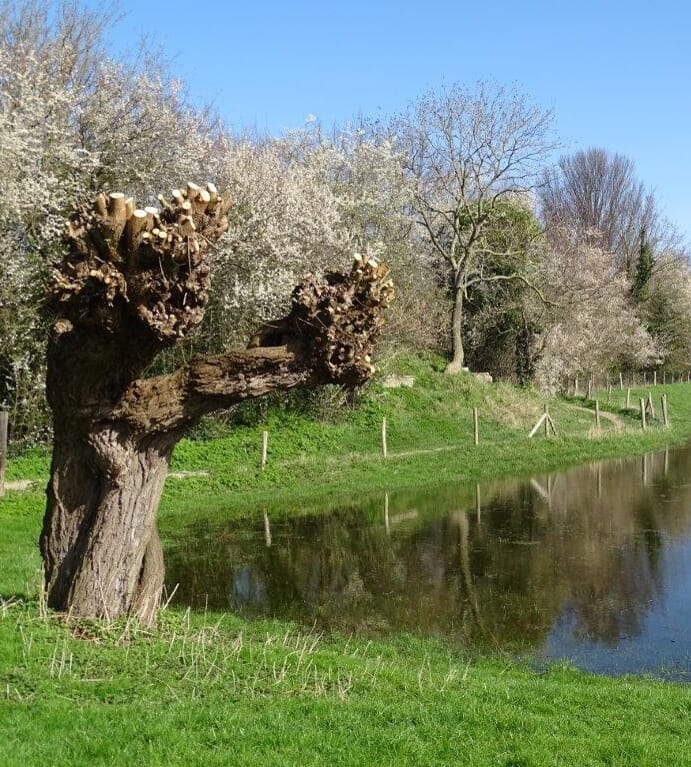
[473,407,479,446]
[529,412,547,439]
[529,406,557,439]
[261,430,268,470]
[653,370,657,386]
[647,391,656,420]
[587,378,593,400]
[661,394,669,428]
[626,387,631,410]
[381,417,388,458]
[640,398,647,431]
[595,400,601,430]
[619,372,624,389]
[0,411,7,497]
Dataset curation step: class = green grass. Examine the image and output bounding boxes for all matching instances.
[2,355,691,766]
[8,354,691,521]
[1,600,690,767]
[158,356,691,524]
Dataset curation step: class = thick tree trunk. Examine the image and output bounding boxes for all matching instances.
[445,282,465,374]
[41,425,175,625]
[42,187,392,625]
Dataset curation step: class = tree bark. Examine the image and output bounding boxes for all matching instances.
[41,427,172,625]
[445,281,465,374]
[41,188,392,625]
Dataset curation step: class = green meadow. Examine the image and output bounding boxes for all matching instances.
[3,357,691,766]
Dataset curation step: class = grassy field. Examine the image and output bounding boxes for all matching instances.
[2,600,691,767]
[2,356,691,766]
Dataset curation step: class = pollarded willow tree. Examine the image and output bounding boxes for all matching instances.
[41,183,393,625]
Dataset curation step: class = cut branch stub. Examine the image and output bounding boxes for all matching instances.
[50,184,231,343]
[250,254,394,386]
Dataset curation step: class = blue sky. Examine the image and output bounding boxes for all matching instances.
[95,0,690,240]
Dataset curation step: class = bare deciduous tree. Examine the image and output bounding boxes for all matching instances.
[385,82,557,372]
[539,147,676,272]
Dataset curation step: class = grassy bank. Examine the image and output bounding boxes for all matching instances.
[2,356,691,765]
[8,354,691,521]
[1,599,690,767]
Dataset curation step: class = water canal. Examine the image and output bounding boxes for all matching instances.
[166,443,691,681]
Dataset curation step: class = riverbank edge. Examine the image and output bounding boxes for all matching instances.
[165,420,690,523]
[5,377,691,525]
[162,391,691,525]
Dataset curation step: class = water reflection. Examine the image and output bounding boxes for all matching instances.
[166,444,691,679]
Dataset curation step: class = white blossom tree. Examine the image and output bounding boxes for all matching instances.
[325,127,446,351]
[0,40,95,436]
[208,134,352,346]
[0,0,221,437]
[532,230,658,391]
[284,123,446,352]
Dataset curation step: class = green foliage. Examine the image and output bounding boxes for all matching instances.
[463,202,544,381]
[474,198,542,267]
[632,228,654,302]
[640,255,691,371]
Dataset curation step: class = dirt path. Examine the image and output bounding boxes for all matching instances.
[569,405,627,431]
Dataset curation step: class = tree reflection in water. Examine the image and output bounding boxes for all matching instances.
[167,444,691,676]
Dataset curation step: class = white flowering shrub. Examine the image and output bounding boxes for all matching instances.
[76,63,220,198]
[0,4,221,439]
[533,232,658,392]
[206,135,352,346]
[324,128,446,350]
